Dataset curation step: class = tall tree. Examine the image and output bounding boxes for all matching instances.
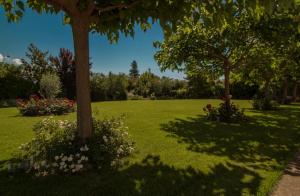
[129,60,139,79]
[242,42,280,100]
[128,60,139,92]
[255,6,300,103]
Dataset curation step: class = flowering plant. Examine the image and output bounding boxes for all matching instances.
[11,116,134,176]
[16,95,75,116]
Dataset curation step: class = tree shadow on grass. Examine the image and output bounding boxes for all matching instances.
[160,106,300,171]
[0,155,262,196]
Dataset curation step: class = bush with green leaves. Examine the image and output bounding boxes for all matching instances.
[40,72,62,99]
[203,102,247,123]
[251,96,279,110]
[10,116,134,176]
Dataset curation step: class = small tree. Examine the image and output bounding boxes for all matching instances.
[40,73,61,99]
[155,10,257,109]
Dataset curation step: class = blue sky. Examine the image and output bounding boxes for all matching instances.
[0,9,184,79]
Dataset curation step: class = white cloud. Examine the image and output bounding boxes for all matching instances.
[0,54,3,62]
[12,58,22,65]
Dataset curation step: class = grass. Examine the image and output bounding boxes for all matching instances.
[1,99,300,195]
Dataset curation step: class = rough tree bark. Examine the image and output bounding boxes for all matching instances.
[264,77,271,100]
[71,16,93,142]
[224,60,231,109]
[293,82,298,102]
[282,78,289,104]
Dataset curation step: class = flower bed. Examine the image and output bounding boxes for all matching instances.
[16,95,75,116]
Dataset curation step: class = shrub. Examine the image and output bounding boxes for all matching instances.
[203,102,247,123]
[10,117,134,176]
[251,96,279,110]
[17,95,75,116]
[40,72,62,99]
[128,94,144,100]
[89,117,134,168]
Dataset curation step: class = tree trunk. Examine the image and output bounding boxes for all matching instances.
[264,78,271,100]
[293,82,298,102]
[224,62,231,109]
[71,17,92,142]
[282,78,289,104]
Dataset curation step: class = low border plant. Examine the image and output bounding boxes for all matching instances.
[16,95,75,116]
[203,102,247,123]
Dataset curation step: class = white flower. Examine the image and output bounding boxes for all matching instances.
[34,163,40,170]
[75,164,83,171]
[60,161,65,166]
[52,163,58,167]
[72,169,76,173]
[111,161,116,166]
[62,156,68,162]
[70,164,75,169]
[54,156,59,160]
[76,153,80,157]
[103,136,108,143]
[41,161,46,166]
[81,156,86,161]
[68,157,73,162]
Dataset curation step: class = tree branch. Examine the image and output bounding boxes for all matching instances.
[89,0,141,24]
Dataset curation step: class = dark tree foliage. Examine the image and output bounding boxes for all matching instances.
[129,60,139,79]
[21,44,53,85]
[0,62,34,101]
[49,48,76,99]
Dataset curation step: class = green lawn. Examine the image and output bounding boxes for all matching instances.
[1,100,300,196]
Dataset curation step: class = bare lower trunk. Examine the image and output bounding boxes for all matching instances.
[293,82,298,102]
[282,78,289,104]
[71,17,92,142]
[264,78,271,100]
[224,62,231,109]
